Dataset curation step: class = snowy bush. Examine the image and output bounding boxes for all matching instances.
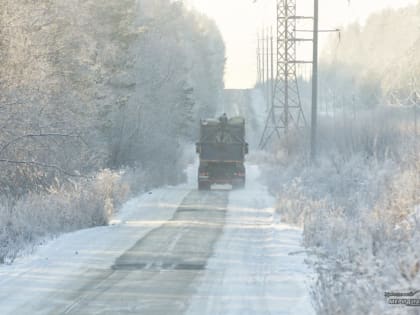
[0,0,225,264]
[0,169,129,264]
[262,107,420,315]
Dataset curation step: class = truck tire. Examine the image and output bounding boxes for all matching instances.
[198,181,210,191]
[232,180,245,190]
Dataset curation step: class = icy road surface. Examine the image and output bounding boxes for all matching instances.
[0,165,314,315]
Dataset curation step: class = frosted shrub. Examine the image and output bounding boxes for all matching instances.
[0,169,129,264]
[120,167,147,196]
[267,154,419,314]
[94,169,129,216]
[275,179,323,227]
[262,106,420,315]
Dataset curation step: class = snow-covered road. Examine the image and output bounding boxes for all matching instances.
[0,164,314,315]
[186,165,314,315]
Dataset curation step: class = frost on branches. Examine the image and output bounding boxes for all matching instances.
[0,0,225,264]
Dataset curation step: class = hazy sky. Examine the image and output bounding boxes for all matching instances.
[187,0,418,89]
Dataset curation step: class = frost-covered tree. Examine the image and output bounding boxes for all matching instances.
[0,0,226,262]
[0,0,226,194]
[320,3,420,109]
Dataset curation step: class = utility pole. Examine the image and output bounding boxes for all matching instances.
[261,29,265,89]
[270,27,275,116]
[414,92,418,144]
[416,99,418,141]
[310,0,319,161]
[259,0,308,149]
[266,28,270,112]
[257,32,261,84]
[255,0,338,153]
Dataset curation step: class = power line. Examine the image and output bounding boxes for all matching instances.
[259,0,308,149]
[310,0,319,161]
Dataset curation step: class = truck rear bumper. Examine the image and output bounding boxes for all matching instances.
[198,178,245,188]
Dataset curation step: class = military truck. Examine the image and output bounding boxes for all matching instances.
[196,114,248,190]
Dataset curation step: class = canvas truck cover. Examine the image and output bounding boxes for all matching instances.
[198,116,247,162]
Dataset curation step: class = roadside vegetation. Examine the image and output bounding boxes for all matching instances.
[0,0,225,264]
[262,109,419,314]
[261,3,420,314]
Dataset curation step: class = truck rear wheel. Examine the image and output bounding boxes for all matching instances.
[198,181,210,191]
[232,180,245,190]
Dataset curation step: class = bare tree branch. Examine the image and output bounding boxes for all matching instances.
[0,133,80,156]
[0,159,87,178]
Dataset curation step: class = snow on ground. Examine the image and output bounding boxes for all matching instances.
[186,164,315,315]
[0,163,314,314]
[0,184,192,314]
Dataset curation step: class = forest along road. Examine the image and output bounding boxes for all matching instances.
[0,165,314,315]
